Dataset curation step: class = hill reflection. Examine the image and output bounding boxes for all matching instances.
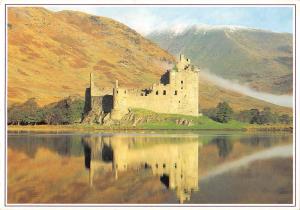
[7,132,293,204]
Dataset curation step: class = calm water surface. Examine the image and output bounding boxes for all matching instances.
[7,131,293,204]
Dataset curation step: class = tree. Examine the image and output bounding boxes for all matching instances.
[215,102,233,123]
[259,107,274,124]
[8,96,85,125]
[213,136,233,158]
[8,98,43,125]
[236,107,290,125]
[236,109,259,123]
[8,104,24,125]
[202,108,217,120]
[250,107,278,124]
[279,114,292,124]
[248,109,261,124]
[43,97,84,125]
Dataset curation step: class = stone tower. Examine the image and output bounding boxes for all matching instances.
[86,54,200,122]
[110,54,199,120]
[168,54,199,116]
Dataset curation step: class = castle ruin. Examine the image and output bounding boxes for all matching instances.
[84,55,200,123]
[83,135,200,204]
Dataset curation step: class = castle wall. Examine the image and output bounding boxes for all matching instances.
[112,69,199,117]
[88,73,113,114]
[90,73,113,97]
[88,55,200,120]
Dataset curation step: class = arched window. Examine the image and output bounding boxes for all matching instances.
[181,80,183,84]
[163,90,166,95]
[174,90,177,95]
[156,91,159,95]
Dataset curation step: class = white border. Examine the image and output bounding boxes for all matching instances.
[0,1,299,210]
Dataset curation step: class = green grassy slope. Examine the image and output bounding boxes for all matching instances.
[102,108,292,130]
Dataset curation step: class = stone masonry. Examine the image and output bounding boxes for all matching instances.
[84,54,200,122]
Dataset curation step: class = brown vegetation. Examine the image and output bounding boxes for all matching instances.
[8,7,292,115]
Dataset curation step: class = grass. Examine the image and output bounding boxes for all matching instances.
[8,7,292,124]
[137,117,247,130]
[131,108,248,130]
[7,108,292,132]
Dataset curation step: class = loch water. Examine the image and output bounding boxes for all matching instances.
[7,131,293,204]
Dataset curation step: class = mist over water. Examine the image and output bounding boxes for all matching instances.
[200,71,293,108]
[202,144,292,180]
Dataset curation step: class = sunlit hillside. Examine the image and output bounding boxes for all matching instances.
[8,7,174,106]
[7,7,292,114]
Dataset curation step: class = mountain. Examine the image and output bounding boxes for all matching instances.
[7,8,291,114]
[7,7,174,106]
[148,25,293,94]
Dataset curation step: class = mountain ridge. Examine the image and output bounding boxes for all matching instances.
[150,24,292,36]
[148,25,293,95]
[7,7,292,114]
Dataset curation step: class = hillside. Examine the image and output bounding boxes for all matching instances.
[8,7,174,106]
[148,25,293,94]
[7,8,291,114]
[197,72,291,113]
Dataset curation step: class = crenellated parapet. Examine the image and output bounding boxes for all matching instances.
[176,54,192,71]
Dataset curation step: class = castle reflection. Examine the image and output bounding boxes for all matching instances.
[82,135,200,204]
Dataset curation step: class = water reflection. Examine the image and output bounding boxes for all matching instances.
[7,132,293,204]
[8,134,84,157]
[82,136,200,203]
[211,136,233,158]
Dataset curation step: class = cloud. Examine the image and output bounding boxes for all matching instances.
[46,6,293,35]
[112,8,164,35]
[200,71,293,108]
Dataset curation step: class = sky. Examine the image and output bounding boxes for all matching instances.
[47,6,294,35]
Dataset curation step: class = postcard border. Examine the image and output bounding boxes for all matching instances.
[4,3,297,208]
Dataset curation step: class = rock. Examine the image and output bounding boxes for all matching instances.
[175,118,193,126]
[128,112,135,122]
[187,121,194,126]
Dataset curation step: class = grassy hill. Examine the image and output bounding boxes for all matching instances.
[8,7,174,106]
[148,26,293,94]
[7,8,291,115]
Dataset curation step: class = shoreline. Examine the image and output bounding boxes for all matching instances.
[7,124,293,133]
